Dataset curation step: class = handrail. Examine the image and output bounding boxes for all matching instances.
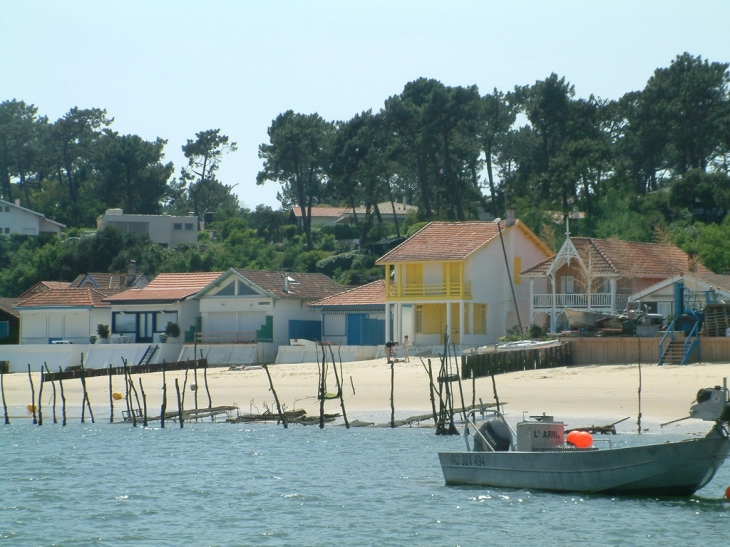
[658,320,675,366]
[681,320,700,365]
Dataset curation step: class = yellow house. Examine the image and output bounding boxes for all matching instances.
[375,218,552,348]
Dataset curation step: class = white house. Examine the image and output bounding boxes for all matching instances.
[375,217,552,349]
[195,269,344,363]
[308,280,386,346]
[103,272,222,343]
[0,198,65,237]
[96,208,198,247]
[15,288,113,344]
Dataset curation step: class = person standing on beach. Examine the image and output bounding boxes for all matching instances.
[385,340,397,363]
[402,335,410,362]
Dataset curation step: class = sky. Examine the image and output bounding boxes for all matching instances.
[2,0,729,212]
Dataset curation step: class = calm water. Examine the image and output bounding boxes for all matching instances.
[1,419,729,547]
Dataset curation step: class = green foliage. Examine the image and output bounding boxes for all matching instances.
[96,324,110,338]
[165,321,181,337]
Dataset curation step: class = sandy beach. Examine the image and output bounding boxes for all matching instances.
[3,357,730,433]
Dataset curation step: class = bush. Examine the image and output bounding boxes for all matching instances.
[165,322,181,338]
[97,324,110,338]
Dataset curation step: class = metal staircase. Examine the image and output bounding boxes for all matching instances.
[658,320,700,365]
[138,344,159,366]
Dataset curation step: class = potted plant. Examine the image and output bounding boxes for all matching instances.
[97,324,110,344]
[159,333,167,343]
[165,321,181,339]
[89,334,98,344]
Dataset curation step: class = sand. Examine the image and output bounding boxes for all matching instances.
[2,357,730,433]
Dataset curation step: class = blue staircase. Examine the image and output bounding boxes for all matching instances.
[658,320,700,365]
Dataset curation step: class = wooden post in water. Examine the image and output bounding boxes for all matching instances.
[263,364,288,429]
[44,364,57,424]
[471,369,476,410]
[175,378,184,428]
[79,357,94,424]
[27,364,37,424]
[160,366,167,428]
[123,359,132,424]
[37,368,44,426]
[328,345,349,428]
[203,356,212,410]
[58,366,67,426]
[181,366,189,407]
[318,347,326,429]
[138,378,148,427]
[427,359,438,425]
[108,364,114,423]
[390,359,396,428]
[1,369,9,424]
[128,371,142,428]
[452,344,467,424]
[193,359,199,412]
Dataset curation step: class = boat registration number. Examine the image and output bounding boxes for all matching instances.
[449,453,487,467]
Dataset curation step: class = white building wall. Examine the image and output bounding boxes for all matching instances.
[19,308,111,344]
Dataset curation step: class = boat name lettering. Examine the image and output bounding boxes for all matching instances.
[534,430,561,439]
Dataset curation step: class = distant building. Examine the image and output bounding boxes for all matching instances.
[0,198,65,237]
[96,208,198,247]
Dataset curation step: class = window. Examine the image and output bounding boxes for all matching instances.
[415,305,423,333]
[463,303,470,335]
[473,304,488,334]
[184,223,194,231]
[173,223,183,230]
[4,228,8,234]
[561,276,575,294]
[3,206,8,212]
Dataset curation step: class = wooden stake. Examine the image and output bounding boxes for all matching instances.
[390,359,395,428]
[79,357,94,423]
[193,359,199,412]
[37,368,43,426]
[160,366,167,428]
[44,363,57,424]
[427,359,437,425]
[128,371,142,427]
[203,357,212,410]
[263,364,288,428]
[58,366,67,427]
[318,348,326,429]
[329,345,349,428]
[175,378,183,428]
[637,335,642,435]
[1,369,9,425]
[138,378,148,427]
[108,364,114,423]
[27,364,37,424]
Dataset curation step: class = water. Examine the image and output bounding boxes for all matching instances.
[1,421,729,547]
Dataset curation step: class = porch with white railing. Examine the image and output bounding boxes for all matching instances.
[532,293,630,312]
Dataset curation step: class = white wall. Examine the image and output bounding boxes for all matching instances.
[20,308,111,344]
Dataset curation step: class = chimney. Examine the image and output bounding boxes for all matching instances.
[127,260,137,285]
[688,252,697,273]
[506,209,516,227]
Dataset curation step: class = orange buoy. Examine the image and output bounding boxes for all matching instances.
[725,486,730,499]
[112,392,123,400]
[27,404,37,412]
[566,430,580,446]
[573,431,593,449]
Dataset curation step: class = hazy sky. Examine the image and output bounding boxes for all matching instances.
[2,1,729,211]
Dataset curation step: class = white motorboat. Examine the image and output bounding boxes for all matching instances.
[439,382,730,496]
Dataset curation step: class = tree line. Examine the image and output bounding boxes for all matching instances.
[1,52,730,298]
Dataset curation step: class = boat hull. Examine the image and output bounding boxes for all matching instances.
[563,307,618,330]
[439,429,730,496]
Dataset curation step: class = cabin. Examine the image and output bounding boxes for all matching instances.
[375,216,552,349]
[103,272,222,344]
[522,230,715,332]
[308,280,386,347]
[96,208,198,247]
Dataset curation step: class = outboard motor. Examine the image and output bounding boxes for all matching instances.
[689,386,730,422]
[473,417,512,452]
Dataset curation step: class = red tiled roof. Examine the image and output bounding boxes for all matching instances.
[234,270,344,300]
[15,288,112,308]
[309,280,385,307]
[376,221,510,263]
[68,272,146,290]
[16,281,70,300]
[522,237,714,278]
[687,273,730,294]
[104,272,223,303]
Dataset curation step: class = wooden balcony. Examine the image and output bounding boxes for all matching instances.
[386,281,472,300]
[532,293,629,312]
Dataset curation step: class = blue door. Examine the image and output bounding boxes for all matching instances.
[347,314,366,345]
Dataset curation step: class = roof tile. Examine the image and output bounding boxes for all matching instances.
[309,280,384,307]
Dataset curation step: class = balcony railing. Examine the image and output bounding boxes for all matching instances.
[194,331,258,344]
[533,293,629,312]
[387,281,472,299]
